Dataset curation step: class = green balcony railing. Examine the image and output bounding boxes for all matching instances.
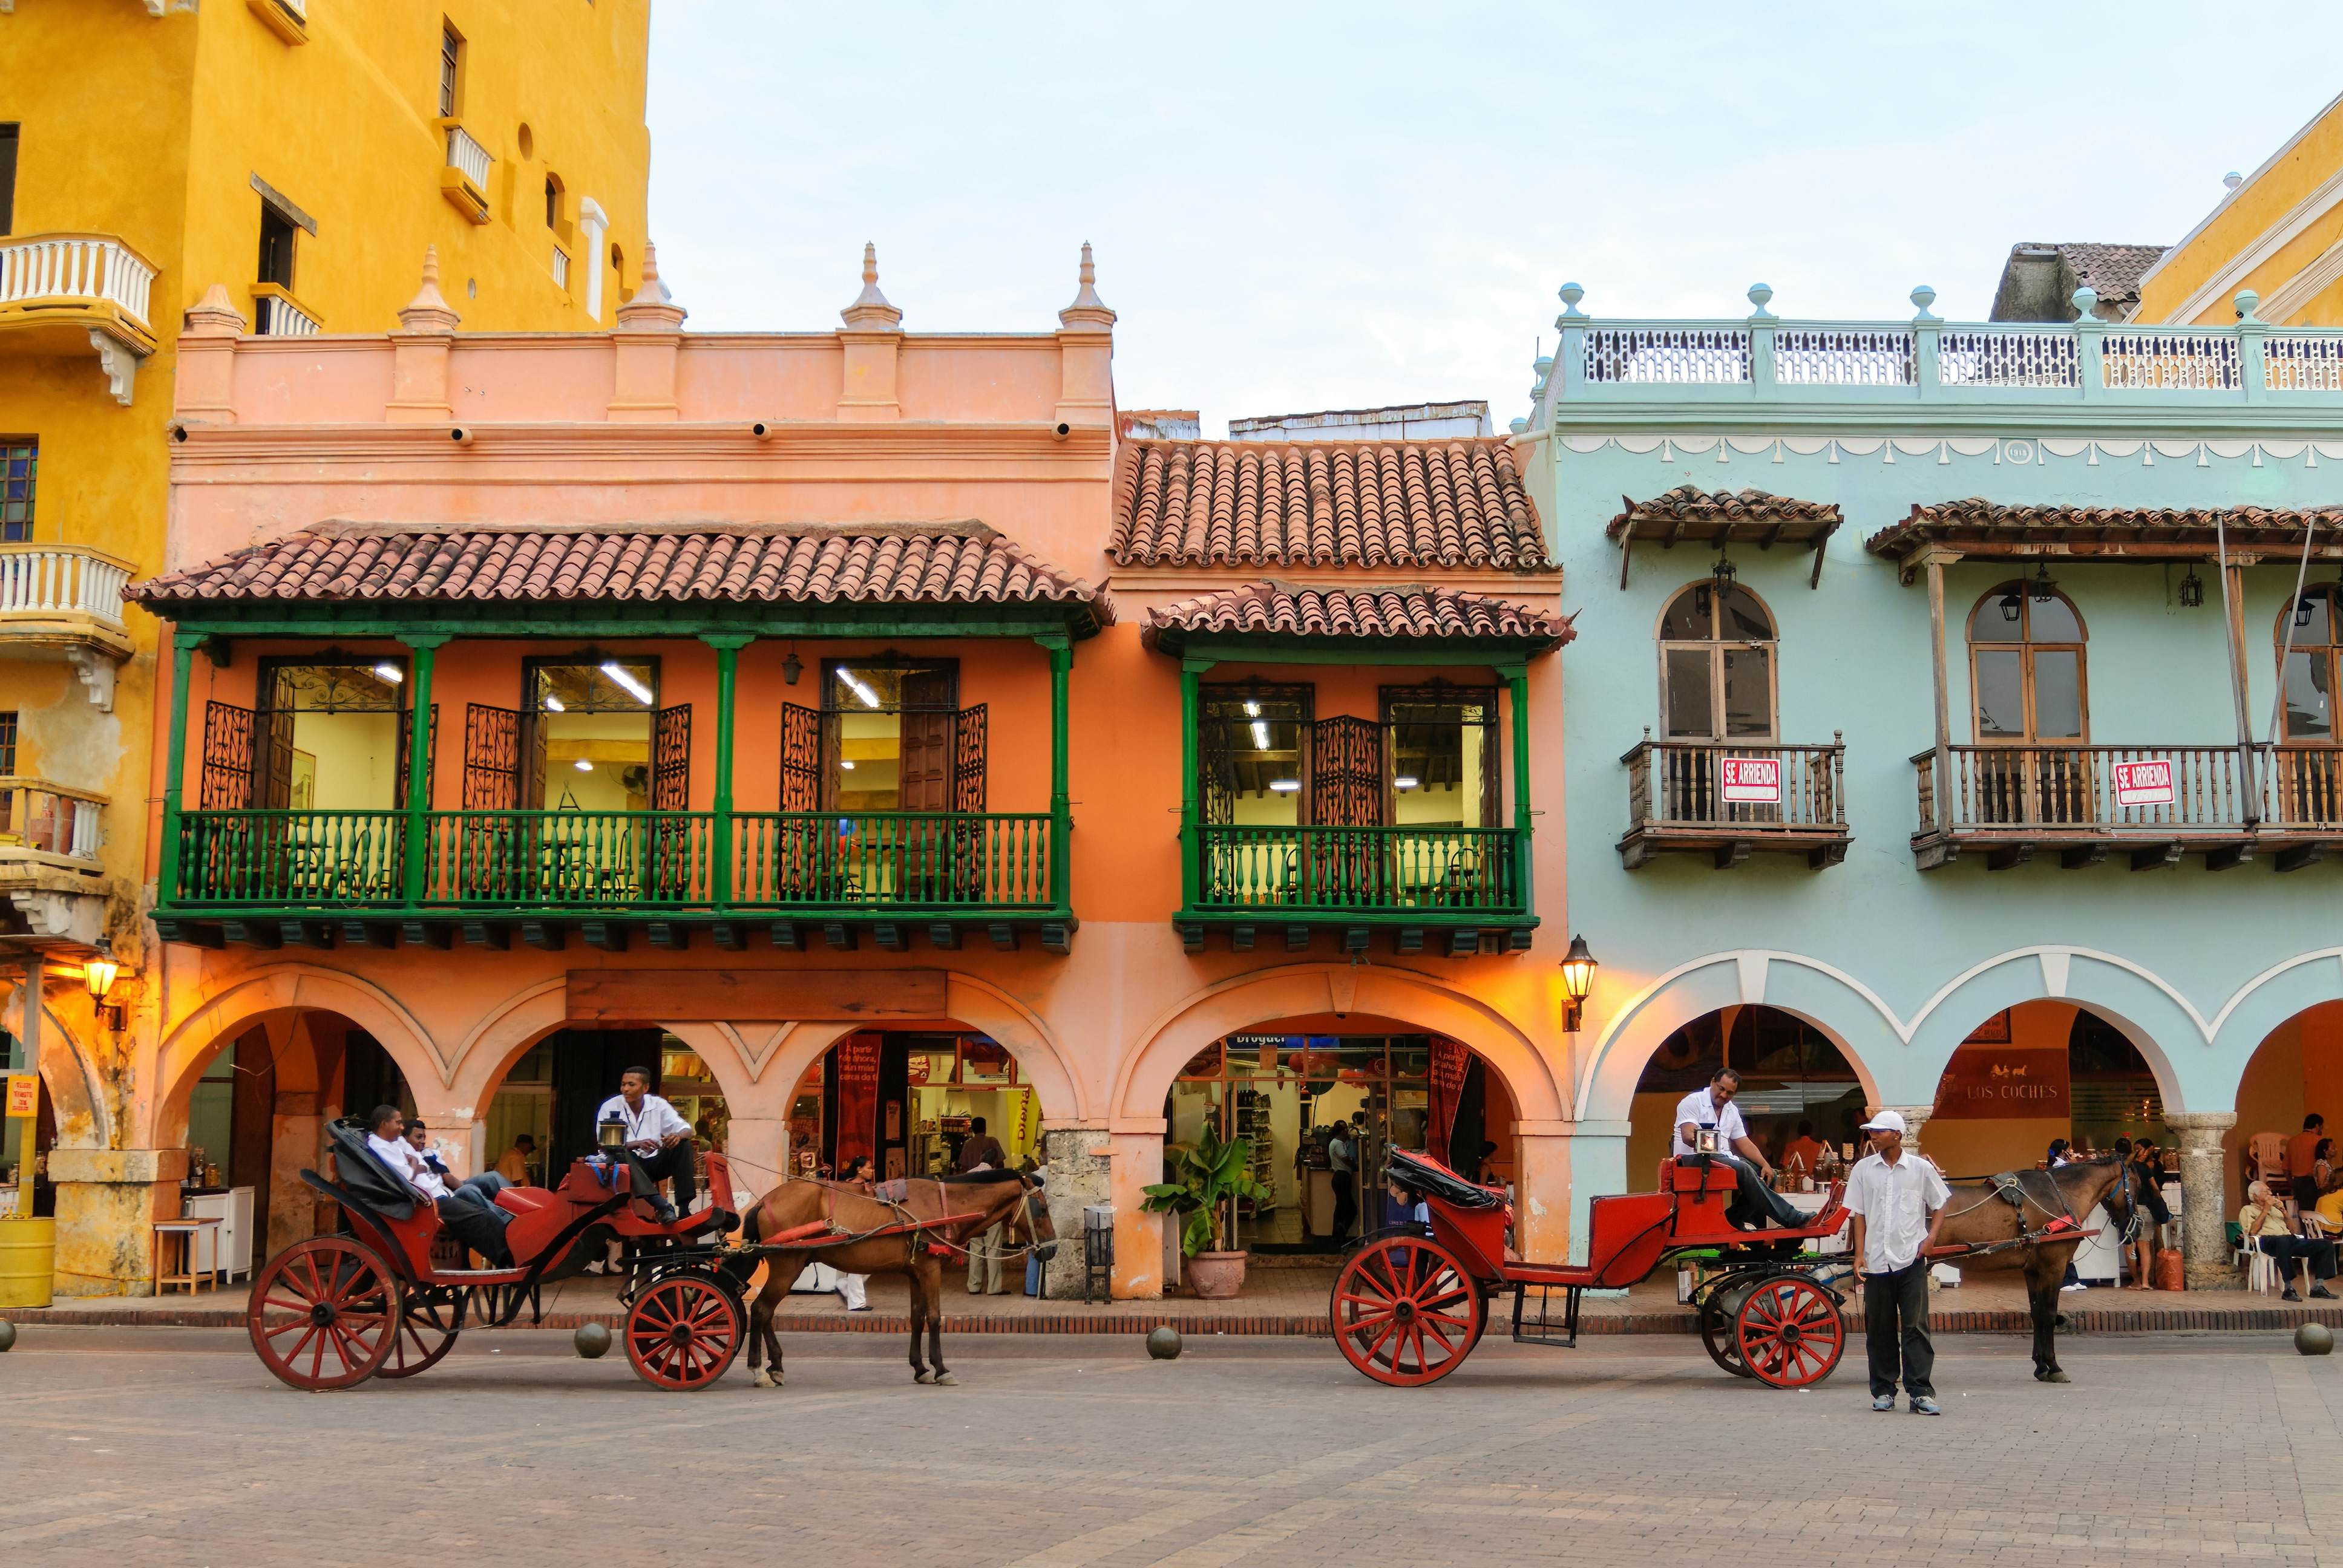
[164,808,1058,916]
[1190,823,1526,916]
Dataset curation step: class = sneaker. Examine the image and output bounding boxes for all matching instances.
[2059,1282,2088,1293]
[1872,1393,1895,1412]
[1910,1396,1942,1416]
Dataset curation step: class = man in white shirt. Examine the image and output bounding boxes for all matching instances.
[362,1105,515,1263]
[596,1066,696,1224]
[1671,1069,1808,1232]
[1844,1109,1950,1416]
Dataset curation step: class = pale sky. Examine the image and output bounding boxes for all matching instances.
[646,2,2343,436]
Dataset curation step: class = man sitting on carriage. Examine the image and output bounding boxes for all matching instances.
[362,1105,517,1265]
[597,1066,696,1224]
[1673,1068,1812,1233]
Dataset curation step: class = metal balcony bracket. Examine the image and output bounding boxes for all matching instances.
[2057,845,2108,870]
[462,921,511,950]
[2128,844,2181,872]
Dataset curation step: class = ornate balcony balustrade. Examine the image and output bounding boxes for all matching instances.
[1619,736,1850,869]
[0,232,160,402]
[1179,822,1530,956]
[1911,744,2343,872]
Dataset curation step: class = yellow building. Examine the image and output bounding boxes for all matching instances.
[0,1,650,1266]
[2135,90,2343,326]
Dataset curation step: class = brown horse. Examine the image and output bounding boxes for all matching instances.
[1929,1155,2138,1383]
[738,1169,1057,1388]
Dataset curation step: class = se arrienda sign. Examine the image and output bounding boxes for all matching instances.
[1720,757,1781,805]
[2112,759,2175,808]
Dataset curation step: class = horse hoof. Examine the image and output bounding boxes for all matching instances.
[752,1369,773,1390]
[934,1372,958,1387]
[915,1370,935,1385]
[2043,1369,2071,1384]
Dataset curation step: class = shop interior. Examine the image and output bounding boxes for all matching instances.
[790,1031,1041,1181]
[526,658,658,811]
[481,1027,730,1185]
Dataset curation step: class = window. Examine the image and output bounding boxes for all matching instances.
[438,23,464,117]
[260,661,408,811]
[257,200,297,289]
[813,659,966,811]
[1,439,33,543]
[1383,684,1499,828]
[0,125,18,237]
[543,174,561,230]
[1659,581,1776,740]
[1968,583,2086,741]
[2279,584,2343,742]
[0,710,15,776]
[524,657,662,812]
[1199,684,1311,828]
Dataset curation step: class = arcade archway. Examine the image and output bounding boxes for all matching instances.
[1628,1004,1869,1188]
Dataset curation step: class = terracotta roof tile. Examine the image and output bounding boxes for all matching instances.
[127,522,1109,619]
[1142,581,1571,650]
[1606,486,1841,541]
[1866,499,2343,560]
[1110,438,1550,571]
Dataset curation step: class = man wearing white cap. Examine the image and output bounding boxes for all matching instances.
[1844,1109,1950,1416]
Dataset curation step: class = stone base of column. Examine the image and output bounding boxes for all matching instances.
[46,1148,191,1298]
[1041,1127,1109,1300]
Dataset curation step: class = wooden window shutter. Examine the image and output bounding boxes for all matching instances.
[780,703,821,812]
[462,704,523,809]
[952,704,988,814]
[201,701,260,809]
[1308,717,1384,828]
[652,704,691,811]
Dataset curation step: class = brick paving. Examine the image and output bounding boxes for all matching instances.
[2,1326,2338,1566]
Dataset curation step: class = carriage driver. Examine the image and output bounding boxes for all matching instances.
[598,1066,695,1224]
[1674,1067,1810,1232]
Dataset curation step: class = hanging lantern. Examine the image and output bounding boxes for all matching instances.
[2030,562,2057,603]
[782,647,803,686]
[2177,567,2204,609]
[2298,593,2318,629]
[1710,552,1737,607]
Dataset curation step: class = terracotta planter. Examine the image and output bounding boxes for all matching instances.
[1185,1250,1248,1299]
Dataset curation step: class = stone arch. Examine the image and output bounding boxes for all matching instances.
[3,984,107,1148]
[1115,962,1568,1127]
[152,964,441,1147]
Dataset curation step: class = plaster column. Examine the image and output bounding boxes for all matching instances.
[723,1117,786,1208]
[1040,1125,1109,1300]
[1109,1126,1165,1299]
[1564,1120,1631,1267]
[47,1148,189,1297]
[2168,1111,2240,1289]
[267,1089,325,1255]
[1513,1123,1576,1264]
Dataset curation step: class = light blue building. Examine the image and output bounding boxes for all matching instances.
[1520,282,2343,1282]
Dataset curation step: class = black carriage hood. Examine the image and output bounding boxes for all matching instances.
[1386,1148,1503,1211]
[326,1120,419,1221]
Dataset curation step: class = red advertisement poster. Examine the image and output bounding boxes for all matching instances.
[1426,1038,1470,1166]
[833,1033,881,1165]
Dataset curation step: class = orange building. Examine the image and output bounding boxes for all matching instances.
[49,244,1576,1298]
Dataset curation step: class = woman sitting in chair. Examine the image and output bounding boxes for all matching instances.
[2240,1180,2338,1303]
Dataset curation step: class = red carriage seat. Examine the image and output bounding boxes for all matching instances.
[1658,1157,1738,1195]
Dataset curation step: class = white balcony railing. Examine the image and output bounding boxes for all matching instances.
[552,246,570,290]
[254,290,322,336]
[0,544,131,628]
[445,124,494,191]
[0,777,105,869]
[0,234,157,334]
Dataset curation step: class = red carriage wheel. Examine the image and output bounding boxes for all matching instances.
[1699,1301,1754,1379]
[1733,1276,1845,1388]
[624,1271,743,1391]
[379,1285,464,1379]
[247,1237,401,1391]
[1330,1234,1485,1388]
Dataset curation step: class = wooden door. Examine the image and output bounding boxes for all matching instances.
[898,669,956,812]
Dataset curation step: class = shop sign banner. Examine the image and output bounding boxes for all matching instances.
[4,1073,34,1119]
[1720,757,1781,805]
[834,1034,880,1164]
[1932,1047,2069,1120]
[2112,760,2175,808]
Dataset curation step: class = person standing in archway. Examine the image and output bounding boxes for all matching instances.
[1672,1068,1807,1231]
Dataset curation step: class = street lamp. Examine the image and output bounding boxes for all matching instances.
[83,947,123,1035]
[1559,934,1598,1033]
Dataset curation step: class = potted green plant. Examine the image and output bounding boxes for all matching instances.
[1142,1122,1265,1299]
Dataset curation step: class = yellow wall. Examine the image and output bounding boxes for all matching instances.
[2136,93,2343,326]
[0,1,650,962]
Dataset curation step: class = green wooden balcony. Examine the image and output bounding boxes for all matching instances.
[1176,822,1533,956]
[156,806,1069,953]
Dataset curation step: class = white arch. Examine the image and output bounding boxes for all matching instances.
[1114,962,1569,1126]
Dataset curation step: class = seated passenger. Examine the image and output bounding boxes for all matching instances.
[365,1105,516,1266]
[1673,1068,1809,1232]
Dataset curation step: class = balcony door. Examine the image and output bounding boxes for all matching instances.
[1657,583,1778,823]
[2276,584,2343,823]
[1968,584,2089,823]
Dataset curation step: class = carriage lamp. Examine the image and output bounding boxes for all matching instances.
[1558,934,1598,1033]
[1709,552,1737,607]
[1999,587,2022,622]
[783,647,803,686]
[2030,562,2057,603]
[2177,567,2205,610]
[597,1116,628,1157]
[2299,593,2319,629]
[82,952,118,1002]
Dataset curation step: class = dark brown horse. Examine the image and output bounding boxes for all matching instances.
[1930,1155,2138,1383]
[739,1170,1057,1388]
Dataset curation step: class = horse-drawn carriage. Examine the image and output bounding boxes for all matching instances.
[1332,1147,1855,1388]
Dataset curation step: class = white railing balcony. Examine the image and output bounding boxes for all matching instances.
[445,124,493,191]
[1545,283,2343,411]
[0,233,159,339]
[0,777,106,874]
[0,544,131,630]
[252,285,322,336]
[552,246,571,290]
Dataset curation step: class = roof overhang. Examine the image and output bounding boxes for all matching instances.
[1608,488,1842,590]
[1864,501,2343,580]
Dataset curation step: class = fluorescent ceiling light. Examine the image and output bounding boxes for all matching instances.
[1394,775,1420,789]
[574,759,593,772]
[598,661,655,705]
[544,694,565,711]
[372,662,404,684]
[1270,779,1301,793]
[1251,720,1270,750]
[841,759,856,771]
[1243,701,1261,717]
[837,668,882,709]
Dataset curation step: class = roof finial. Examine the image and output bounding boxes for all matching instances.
[397,245,460,334]
[183,281,247,337]
[617,240,686,330]
[1058,241,1116,330]
[841,241,902,329]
